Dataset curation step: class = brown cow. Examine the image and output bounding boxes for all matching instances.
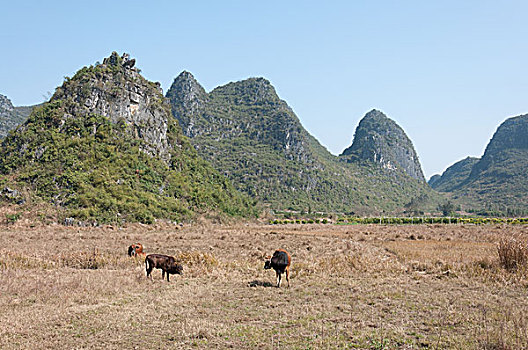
[145,254,183,282]
[264,249,291,288]
[127,243,146,258]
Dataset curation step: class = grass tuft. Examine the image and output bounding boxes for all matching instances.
[175,251,218,276]
[497,235,528,271]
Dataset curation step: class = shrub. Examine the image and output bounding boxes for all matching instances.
[497,235,528,271]
[5,213,20,225]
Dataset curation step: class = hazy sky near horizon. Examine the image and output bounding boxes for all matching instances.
[1,1,527,179]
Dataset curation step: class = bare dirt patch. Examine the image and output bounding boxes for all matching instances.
[1,223,527,349]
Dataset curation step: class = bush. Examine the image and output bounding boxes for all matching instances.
[5,213,20,225]
[498,235,528,271]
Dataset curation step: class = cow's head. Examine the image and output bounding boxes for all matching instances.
[168,263,184,275]
[134,243,144,255]
[264,255,272,269]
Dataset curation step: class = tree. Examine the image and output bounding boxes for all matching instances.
[439,201,455,216]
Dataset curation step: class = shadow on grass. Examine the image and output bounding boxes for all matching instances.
[248,280,275,288]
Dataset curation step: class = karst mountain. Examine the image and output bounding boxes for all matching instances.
[339,109,425,182]
[429,114,528,214]
[0,52,256,223]
[167,71,441,215]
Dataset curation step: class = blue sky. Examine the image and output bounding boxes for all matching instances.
[1,1,527,178]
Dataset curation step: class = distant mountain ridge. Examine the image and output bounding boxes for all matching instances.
[428,156,479,192]
[168,71,442,214]
[429,114,528,212]
[0,94,35,139]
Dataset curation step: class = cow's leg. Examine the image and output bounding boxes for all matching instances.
[276,271,281,288]
[146,261,152,279]
[285,267,290,288]
[162,270,165,280]
[167,272,170,282]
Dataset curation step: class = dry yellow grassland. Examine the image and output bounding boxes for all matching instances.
[1,220,527,349]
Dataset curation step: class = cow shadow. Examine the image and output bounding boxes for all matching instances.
[248,280,274,288]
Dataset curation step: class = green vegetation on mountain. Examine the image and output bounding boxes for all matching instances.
[428,156,479,192]
[0,53,256,223]
[168,72,443,215]
[432,114,528,214]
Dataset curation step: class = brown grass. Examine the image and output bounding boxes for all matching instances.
[497,234,528,272]
[0,222,527,349]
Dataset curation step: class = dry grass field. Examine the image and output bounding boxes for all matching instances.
[1,218,527,349]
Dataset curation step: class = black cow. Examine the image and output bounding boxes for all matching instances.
[264,249,291,288]
[145,254,183,282]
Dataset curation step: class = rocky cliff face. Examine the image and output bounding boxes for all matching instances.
[50,52,172,162]
[0,94,14,114]
[169,74,313,164]
[340,110,425,182]
[209,77,312,164]
[0,94,15,138]
[166,71,208,138]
